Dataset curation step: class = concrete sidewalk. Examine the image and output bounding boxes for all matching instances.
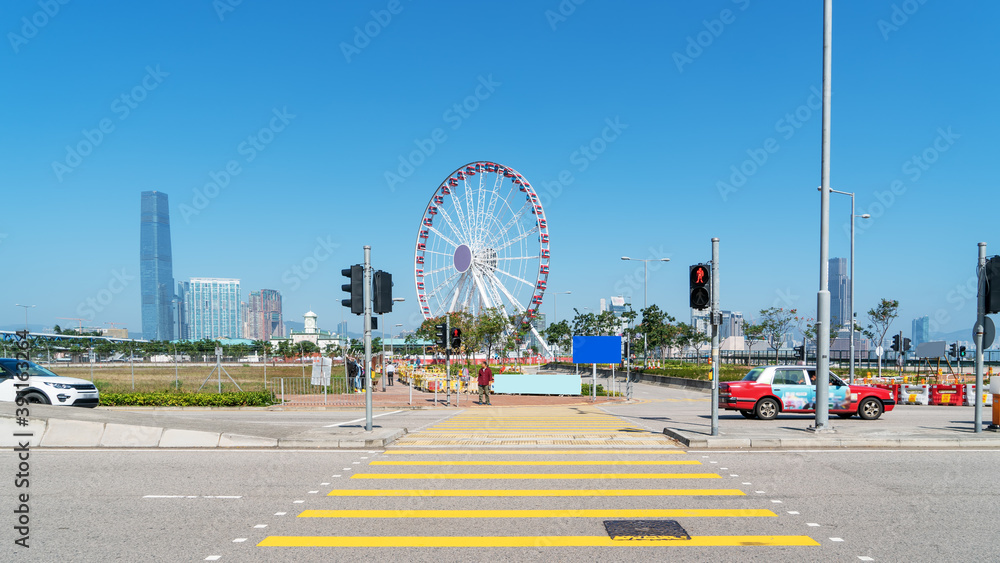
[600,381,1000,449]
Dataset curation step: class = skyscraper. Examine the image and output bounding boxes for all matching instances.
[829,257,850,329]
[242,289,283,340]
[912,316,930,349]
[140,191,175,340]
[183,278,241,339]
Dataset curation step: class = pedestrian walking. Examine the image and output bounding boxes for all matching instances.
[386,362,395,386]
[477,361,493,405]
[347,357,359,392]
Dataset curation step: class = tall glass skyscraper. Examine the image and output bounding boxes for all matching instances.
[829,257,850,329]
[140,191,175,341]
[912,316,930,348]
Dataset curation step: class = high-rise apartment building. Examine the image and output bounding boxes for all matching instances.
[140,191,175,340]
[241,289,283,340]
[912,316,930,349]
[829,257,850,329]
[176,281,190,340]
[183,278,241,340]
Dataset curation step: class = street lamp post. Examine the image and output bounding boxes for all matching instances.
[14,304,36,332]
[829,188,870,384]
[381,297,406,391]
[552,291,571,356]
[621,257,670,368]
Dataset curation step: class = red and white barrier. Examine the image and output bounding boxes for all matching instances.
[930,384,963,406]
[963,384,994,406]
[900,384,930,405]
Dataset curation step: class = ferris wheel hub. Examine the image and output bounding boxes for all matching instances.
[454,244,472,273]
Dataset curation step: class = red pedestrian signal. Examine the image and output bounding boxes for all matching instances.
[689,264,710,310]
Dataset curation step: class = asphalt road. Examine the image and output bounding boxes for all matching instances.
[5,444,998,561]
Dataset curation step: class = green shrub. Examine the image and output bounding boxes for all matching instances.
[100,390,277,407]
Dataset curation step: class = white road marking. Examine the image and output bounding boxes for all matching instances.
[807,523,820,527]
[275,512,286,516]
[308,491,319,494]
[830,537,844,542]
[254,525,267,529]
[332,475,342,478]
[343,468,352,471]
[771,500,783,503]
[788,511,800,515]
[321,482,329,485]
[143,495,241,499]
[730,474,739,477]
[742,482,751,485]
[352,461,361,464]
[858,557,874,561]
[205,557,221,561]
[323,410,404,427]
[233,538,247,543]
[755,491,766,494]
[293,500,304,504]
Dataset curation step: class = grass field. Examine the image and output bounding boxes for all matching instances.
[49,363,355,393]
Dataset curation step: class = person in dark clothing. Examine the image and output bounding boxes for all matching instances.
[477,361,493,405]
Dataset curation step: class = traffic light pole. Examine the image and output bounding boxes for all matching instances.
[446,315,451,406]
[710,238,720,437]
[363,246,373,432]
[975,242,986,433]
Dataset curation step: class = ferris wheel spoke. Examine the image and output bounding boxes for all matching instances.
[426,270,462,303]
[493,266,536,290]
[426,225,461,250]
[481,274,508,316]
[471,272,496,310]
[486,199,533,249]
[497,255,541,261]
[422,249,458,258]
[436,207,468,246]
[447,272,470,314]
[486,271,527,313]
[422,264,455,278]
[493,224,539,253]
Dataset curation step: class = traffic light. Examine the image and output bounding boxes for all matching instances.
[435,324,448,349]
[341,265,363,315]
[689,264,710,310]
[793,345,804,360]
[949,343,957,358]
[985,256,1000,315]
[891,334,900,352]
[451,327,462,349]
[903,337,911,352]
[373,270,393,314]
[960,345,967,358]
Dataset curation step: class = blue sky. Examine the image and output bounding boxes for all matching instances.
[2,0,997,340]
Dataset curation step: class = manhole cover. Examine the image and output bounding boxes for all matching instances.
[603,520,691,541]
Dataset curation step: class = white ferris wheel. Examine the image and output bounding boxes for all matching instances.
[414,161,553,356]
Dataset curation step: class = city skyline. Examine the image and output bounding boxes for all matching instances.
[3,2,997,343]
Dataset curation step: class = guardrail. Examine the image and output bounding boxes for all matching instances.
[265,377,363,405]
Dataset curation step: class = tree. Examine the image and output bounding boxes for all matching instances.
[477,307,509,361]
[863,298,899,377]
[743,322,764,364]
[638,305,677,363]
[675,322,708,363]
[571,308,598,336]
[541,320,571,354]
[759,307,797,364]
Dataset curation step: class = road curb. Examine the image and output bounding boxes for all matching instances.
[663,427,1000,449]
[0,414,406,449]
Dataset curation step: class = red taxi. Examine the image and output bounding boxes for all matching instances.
[720,365,896,420]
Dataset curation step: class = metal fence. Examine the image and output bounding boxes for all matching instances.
[265,377,365,405]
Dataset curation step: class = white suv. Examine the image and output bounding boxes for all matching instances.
[0,359,100,408]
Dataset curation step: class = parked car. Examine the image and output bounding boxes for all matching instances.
[720,365,895,420]
[0,359,100,408]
